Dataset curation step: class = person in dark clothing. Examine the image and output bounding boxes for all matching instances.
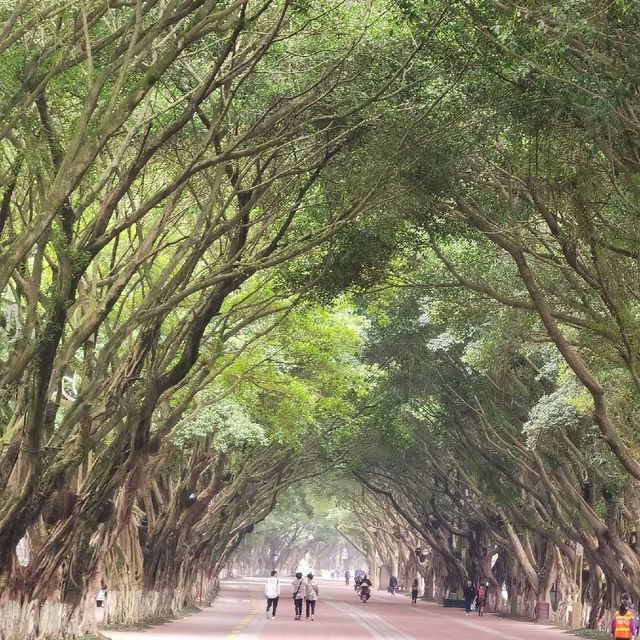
[411,578,419,605]
[462,580,476,615]
[345,570,350,586]
[291,572,305,620]
[389,575,398,595]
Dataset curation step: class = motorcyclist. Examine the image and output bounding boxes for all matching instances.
[359,575,372,602]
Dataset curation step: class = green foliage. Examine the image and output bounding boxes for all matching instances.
[4,0,640,621]
[170,295,373,461]
[522,384,586,450]
[173,400,266,451]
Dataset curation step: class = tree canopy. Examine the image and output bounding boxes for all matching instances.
[2,0,640,637]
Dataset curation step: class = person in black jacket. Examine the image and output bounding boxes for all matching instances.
[291,572,305,620]
[411,578,419,605]
[462,580,476,615]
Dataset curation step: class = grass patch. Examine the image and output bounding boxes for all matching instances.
[99,619,162,631]
[567,629,609,639]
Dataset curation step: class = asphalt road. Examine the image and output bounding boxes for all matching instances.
[105,578,577,640]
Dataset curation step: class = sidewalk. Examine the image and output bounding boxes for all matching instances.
[104,580,261,640]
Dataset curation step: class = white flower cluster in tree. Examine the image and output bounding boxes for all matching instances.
[1,303,21,344]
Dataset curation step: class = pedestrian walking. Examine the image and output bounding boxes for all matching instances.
[411,578,419,605]
[305,573,319,620]
[612,598,636,639]
[389,575,398,596]
[463,580,476,615]
[265,570,280,619]
[291,572,305,620]
[621,594,639,639]
[476,582,487,617]
[345,569,351,586]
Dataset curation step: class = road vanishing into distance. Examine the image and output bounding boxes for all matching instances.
[106,579,575,640]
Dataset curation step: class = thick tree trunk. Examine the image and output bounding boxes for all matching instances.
[0,590,98,640]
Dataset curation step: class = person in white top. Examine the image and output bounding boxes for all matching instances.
[265,570,280,619]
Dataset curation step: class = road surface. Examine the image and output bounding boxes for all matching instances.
[105,579,576,640]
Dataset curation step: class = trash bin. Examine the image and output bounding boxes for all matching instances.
[535,602,550,622]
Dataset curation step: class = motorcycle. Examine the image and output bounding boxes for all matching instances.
[359,584,371,603]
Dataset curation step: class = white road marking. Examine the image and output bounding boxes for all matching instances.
[329,601,416,640]
[454,617,533,640]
